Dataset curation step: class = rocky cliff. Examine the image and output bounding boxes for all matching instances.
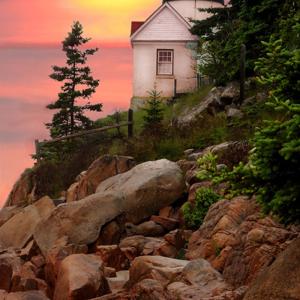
[0,147,299,300]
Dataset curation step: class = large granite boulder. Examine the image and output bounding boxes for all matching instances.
[186,196,299,287]
[66,155,135,202]
[34,160,185,255]
[53,254,109,300]
[0,197,55,250]
[244,238,300,300]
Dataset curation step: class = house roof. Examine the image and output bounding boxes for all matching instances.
[131,22,145,36]
[130,1,224,41]
[130,2,192,40]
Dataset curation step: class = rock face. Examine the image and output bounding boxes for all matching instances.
[186,196,298,287]
[187,141,248,163]
[175,87,224,128]
[4,170,36,207]
[34,160,185,255]
[244,238,300,300]
[0,197,55,250]
[66,155,136,202]
[53,254,109,300]
[175,82,240,128]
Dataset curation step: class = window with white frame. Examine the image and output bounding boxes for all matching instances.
[157,49,174,75]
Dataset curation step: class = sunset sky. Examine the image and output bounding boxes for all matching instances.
[0,0,161,205]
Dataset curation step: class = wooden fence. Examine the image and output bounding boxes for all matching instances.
[35,108,134,161]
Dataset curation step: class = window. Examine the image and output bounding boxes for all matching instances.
[157,49,174,75]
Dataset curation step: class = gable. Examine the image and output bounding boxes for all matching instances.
[131,6,197,42]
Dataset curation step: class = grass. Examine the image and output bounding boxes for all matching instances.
[29,83,278,201]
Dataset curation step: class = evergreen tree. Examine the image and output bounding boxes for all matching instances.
[143,89,164,135]
[192,0,299,84]
[46,21,102,138]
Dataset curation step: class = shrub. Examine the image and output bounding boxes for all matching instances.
[196,152,218,181]
[182,187,221,229]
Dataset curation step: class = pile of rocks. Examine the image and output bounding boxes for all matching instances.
[0,152,299,300]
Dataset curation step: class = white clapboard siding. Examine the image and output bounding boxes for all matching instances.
[133,6,196,42]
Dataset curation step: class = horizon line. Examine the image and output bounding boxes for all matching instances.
[0,40,131,49]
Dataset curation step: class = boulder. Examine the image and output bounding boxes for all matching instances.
[220,82,240,104]
[2,290,50,300]
[44,244,88,288]
[168,259,229,299]
[53,254,109,300]
[95,159,185,223]
[131,279,171,300]
[0,197,55,250]
[95,245,129,271]
[97,220,123,246]
[186,196,298,287]
[150,216,178,232]
[164,230,191,250]
[34,160,185,256]
[125,221,165,237]
[175,87,224,128]
[127,256,188,288]
[154,242,178,258]
[244,238,300,300]
[188,141,240,161]
[0,206,23,227]
[125,257,234,300]
[66,155,136,202]
[226,107,244,119]
[119,236,164,258]
[0,251,22,292]
[106,271,129,294]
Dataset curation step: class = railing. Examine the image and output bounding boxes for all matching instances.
[35,108,134,161]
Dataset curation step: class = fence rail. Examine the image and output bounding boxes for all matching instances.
[35,108,134,161]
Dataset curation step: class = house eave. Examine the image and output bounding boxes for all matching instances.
[130,2,192,41]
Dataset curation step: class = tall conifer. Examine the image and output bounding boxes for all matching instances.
[46,21,102,137]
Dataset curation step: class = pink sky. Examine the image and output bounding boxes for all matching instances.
[0,0,161,205]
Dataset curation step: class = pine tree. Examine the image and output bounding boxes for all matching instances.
[143,89,164,135]
[46,21,102,138]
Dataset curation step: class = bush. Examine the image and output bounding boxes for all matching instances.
[182,187,221,229]
[220,28,300,224]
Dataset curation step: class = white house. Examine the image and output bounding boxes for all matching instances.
[130,0,224,109]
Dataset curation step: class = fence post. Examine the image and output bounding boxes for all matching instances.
[173,79,177,98]
[128,109,133,138]
[115,111,121,137]
[240,44,246,104]
[35,139,41,162]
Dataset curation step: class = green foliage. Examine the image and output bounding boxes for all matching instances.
[213,21,300,223]
[182,187,221,229]
[192,0,299,84]
[196,153,218,181]
[46,21,102,138]
[143,89,164,135]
